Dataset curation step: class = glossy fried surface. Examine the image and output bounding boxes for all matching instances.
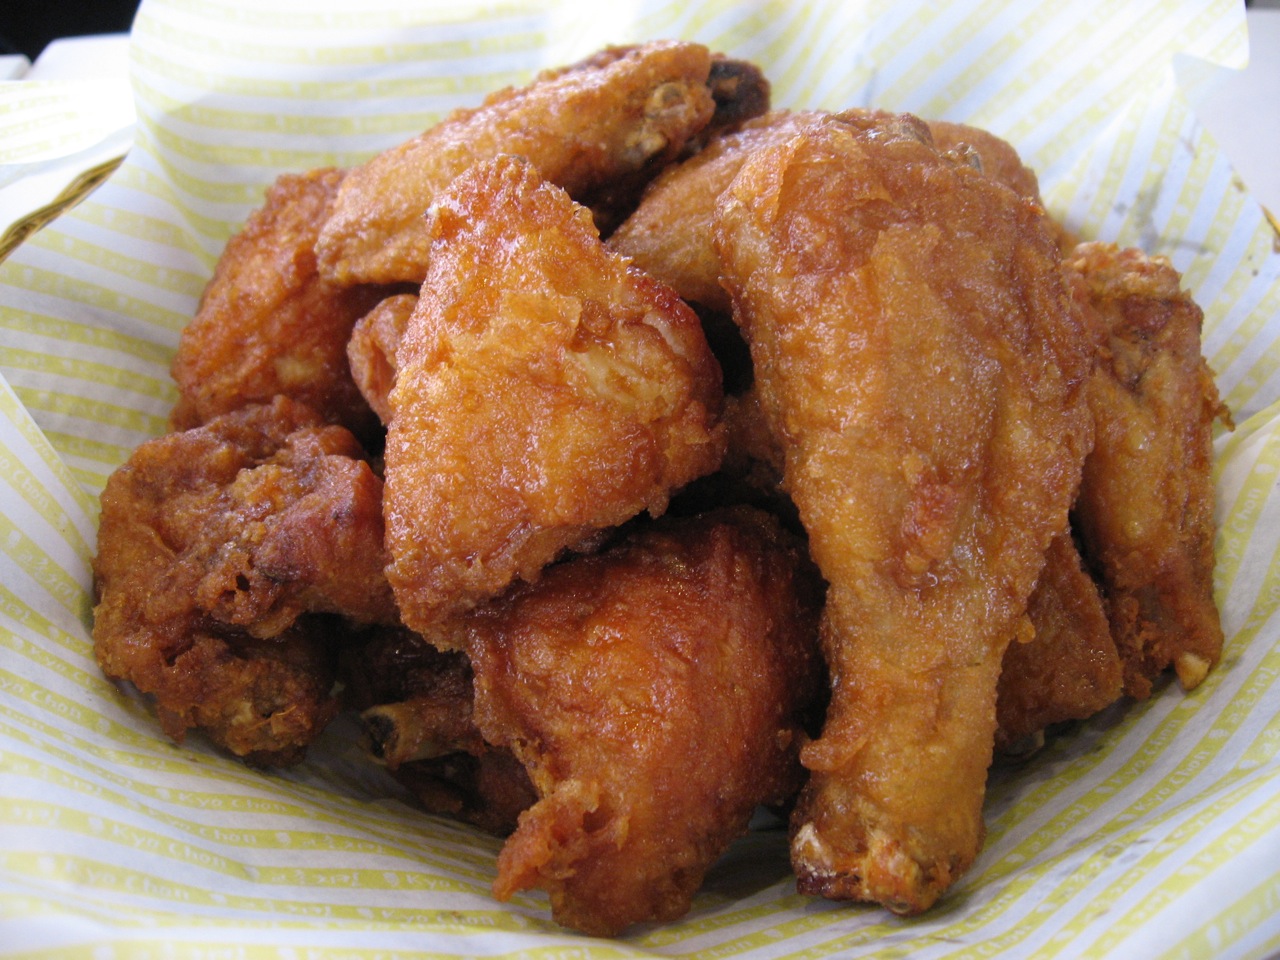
[383,155,725,641]
[610,111,1031,318]
[610,110,828,315]
[465,508,825,936]
[93,398,396,764]
[924,119,1078,252]
[170,169,388,442]
[314,41,720,286]
[1067,241,1230,698]
[995,531,1122,751]
[348,292,417,426]
[714,114,1093,914]
[925,119,1043,203]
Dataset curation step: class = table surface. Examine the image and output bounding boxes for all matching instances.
[3,10,1278,215]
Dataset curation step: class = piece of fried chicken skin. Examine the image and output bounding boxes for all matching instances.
[169,168,393,443]
[713,113,1094,914]
[1065,241,1230,698]
[315,41,740,287]
[383,155,725,644]
[995,530,1122,752]
[465,507,825,937]
[92,397,396,765]
[347,292,417,427]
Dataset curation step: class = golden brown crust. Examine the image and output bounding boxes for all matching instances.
[610,110,830,314]
[93,397,395,764]
[170,169,388,441]
[347,292,417,426]
[314,41,719,286]
[996,531,1122,751]
[713,113,1094,914]
[383,155,725,640]
[1066,241,1230,698]
[466,508,825,936]
[924,119,1043,203]
[86,39,1232,933]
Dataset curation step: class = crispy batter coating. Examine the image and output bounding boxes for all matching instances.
[93,397,396,764]
[925,119,1078,252]
[314,41,721,286]
[170,169,389,441]
[347,292,417,426]
[612,111,1055,318]
[383,155,725,642]
[714,114,1094,914]
[465,508,825,936]
[1066,241,1230,698]
[995,531,1122,751]
[589,53,772,236]
[611,110,828,315]
[925,119,1043,203]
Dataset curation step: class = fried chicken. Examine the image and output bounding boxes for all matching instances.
[701,55,772,142]
[926,119,1077,252]
[92,397,396,764]
[341,625,482,766]
[1066,241,1230,698]
[610,110,828,316]
[713,113,1094,914]
[315,41,734,286]
[347,292,417,426]
[925,119,1043,204]
[464,508,825,936]
[611,111,1053,319]
[339,624,536,836]
[995,531,1122,752]
[169,169,391,442]
[383,154,725,643]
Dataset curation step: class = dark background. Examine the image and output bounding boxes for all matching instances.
[1,1,143,60]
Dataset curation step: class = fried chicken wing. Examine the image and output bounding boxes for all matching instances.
[996,531,1122,752]
[464,508,825,936]
[383,155,725,642]
[315,41,727,286]
[1066,241,1230,698]
[169,169,390,442]
[713,114,1094,913]
[93,397,396,764]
